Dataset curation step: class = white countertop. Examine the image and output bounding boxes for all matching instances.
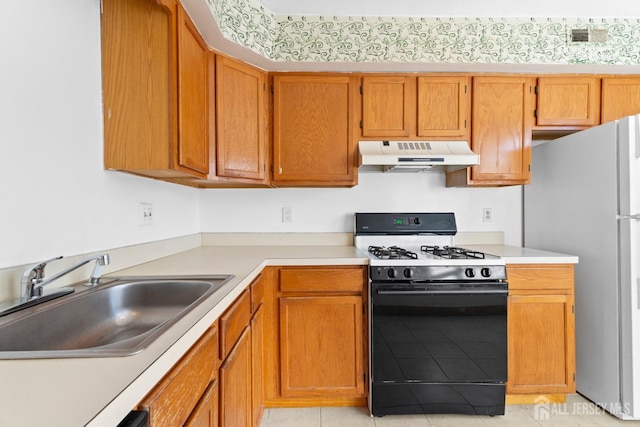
[462,244,579,264]
[0,243,576,427]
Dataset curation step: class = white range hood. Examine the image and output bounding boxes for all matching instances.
[358,140,480,173]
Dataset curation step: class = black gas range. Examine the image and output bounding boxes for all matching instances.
[355,212,508,417]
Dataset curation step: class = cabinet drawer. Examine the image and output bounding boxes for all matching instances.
[279,267,364,293]
[251,274,265,312]
[139,326,218,427]
[507,264,574,291]
[220,289,251,359]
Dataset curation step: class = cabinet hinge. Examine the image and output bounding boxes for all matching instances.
[360,85,363,94]
[270,164,274,173]
[263,83,266,92]
[573,373,576,382]
[572,305,575,313]
[359,120,363,129]
[270,84,274,94]
[534,109,538,118]
[534,85,539,95]
[528,164,531,172]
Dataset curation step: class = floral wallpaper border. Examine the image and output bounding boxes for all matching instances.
[206,0,640,65]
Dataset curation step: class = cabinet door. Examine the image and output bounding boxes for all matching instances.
[536,77,600,126]
[176,4,211,175]
[601,77,640,123]
[102,0,174,174]
[251,304,265,427]
[279,296,364,397]
[272,75,358,186]
[469,76,534,184]
[216,56,267,181]
[417,76,470,139]
[507,294,576,394]
[361,76,414,137]
[220,327,252,427]
[185,381,219,427]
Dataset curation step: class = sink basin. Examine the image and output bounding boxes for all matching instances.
[0,275,232,359]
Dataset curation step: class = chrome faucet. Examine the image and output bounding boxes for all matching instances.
[21,254,111,300]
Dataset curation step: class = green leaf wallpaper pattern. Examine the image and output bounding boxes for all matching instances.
[206,0,640,65]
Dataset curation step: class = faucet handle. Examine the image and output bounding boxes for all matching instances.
[21,255,63,299]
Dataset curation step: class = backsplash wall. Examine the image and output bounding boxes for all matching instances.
[198,173,523,246]
[207,0,640,66]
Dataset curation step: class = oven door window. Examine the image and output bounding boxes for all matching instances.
[371,285,507,384]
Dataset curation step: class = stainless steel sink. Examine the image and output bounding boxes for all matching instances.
[0,275,232,359]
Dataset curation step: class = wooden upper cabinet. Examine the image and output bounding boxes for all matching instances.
[360,75,470,140]
[601,77,640,123]
[447,76,534,186]
[102,0,212,180]
[417,76,470,139]
[177,4,212,175]
[361,76,414,137]
[535,77,600,127]
[272,74,359,187]
[215,56,267,182]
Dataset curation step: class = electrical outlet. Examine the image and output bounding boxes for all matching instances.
[139,202,153,226]
[282,206,293,223]
[483,207,492,223]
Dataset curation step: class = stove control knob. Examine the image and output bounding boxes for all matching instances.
[387,268,397,279]
[403,268,413,278]
[464,268,476,278]
[481,267,492,278]
[413,217,421,225]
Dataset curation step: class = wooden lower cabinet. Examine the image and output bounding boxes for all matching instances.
[219,275,265,427]
[506,264,576,402]
[185,381,219,427]
[264,266,367,407]
[139,326,218,427]
[279,295,364,398]
[220,327,252,427]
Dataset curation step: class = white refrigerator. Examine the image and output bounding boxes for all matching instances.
[524,114,640,420]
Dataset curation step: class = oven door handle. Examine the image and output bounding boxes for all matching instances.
[376,289,509,295]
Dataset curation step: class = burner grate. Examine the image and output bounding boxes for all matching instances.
[368,246,418,260]
[421,245,486,260]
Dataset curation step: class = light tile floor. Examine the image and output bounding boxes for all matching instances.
[260,394,640,426]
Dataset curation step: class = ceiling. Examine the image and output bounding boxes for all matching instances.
[256,0,638,18]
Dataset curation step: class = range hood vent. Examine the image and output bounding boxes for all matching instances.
[358,140,480,173]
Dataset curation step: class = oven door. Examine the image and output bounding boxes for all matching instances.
[370,281,508,416]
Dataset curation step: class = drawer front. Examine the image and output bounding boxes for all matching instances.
[220,289,252,359]
[251,273,265,313]
[279,267,365,293]
[507,264,574,291]
[140,326,217,427]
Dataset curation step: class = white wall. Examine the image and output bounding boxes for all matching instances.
[0,0,200,270]
[199,173,523,246]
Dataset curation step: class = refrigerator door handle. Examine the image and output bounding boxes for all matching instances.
[619,214,640,220]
